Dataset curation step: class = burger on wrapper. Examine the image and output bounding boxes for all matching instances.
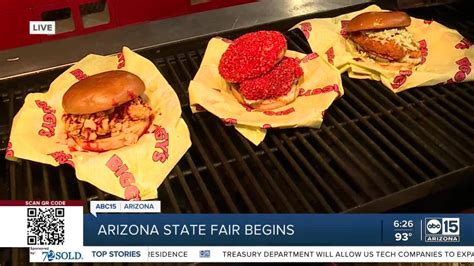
[229,57,304,111]
[62,70,153,152]
[219,31,304,111]
[346,11,422,68]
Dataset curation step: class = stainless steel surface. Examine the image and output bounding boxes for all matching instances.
[0,0,369,80]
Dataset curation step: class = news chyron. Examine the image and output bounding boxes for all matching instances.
[0,200,472,263]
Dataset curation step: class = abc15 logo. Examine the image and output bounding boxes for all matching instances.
[425,218,460,236]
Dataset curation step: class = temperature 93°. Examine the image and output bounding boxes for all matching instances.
[395,232,413,242]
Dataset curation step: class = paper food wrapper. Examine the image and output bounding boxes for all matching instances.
[188,37,343,145]
[6,47,191,200]
[293,5,474,92]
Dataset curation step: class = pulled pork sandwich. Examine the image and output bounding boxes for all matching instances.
[62,70,153,152]
[346,11,422,67]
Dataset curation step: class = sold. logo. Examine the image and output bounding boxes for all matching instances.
[42,250,83,262]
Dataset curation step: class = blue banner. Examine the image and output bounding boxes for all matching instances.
[83,214,474,246]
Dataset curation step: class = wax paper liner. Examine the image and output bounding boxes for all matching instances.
[188,37,343,145]
[292,5,474,93]
[6,47,191,200]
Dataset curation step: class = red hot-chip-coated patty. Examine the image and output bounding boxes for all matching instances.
[218,31,287,83]
[240,57,303,100]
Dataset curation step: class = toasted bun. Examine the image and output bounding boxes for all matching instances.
[71,117,151,152]
[230,79,299,111]
[357,51,420,71]
[347,11,411,33]
[63,70,145,115]
[377,60,420,71]
[366,51,421,66]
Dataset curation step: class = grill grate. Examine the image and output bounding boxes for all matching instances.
[0,3,473,214]
[1,2,474,265]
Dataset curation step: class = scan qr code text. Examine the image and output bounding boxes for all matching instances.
[27,207,65,245]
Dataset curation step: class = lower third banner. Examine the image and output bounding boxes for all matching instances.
[83,214,473,246]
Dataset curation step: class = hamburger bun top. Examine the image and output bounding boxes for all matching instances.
[346,11,411,33]
[62,70,145,114]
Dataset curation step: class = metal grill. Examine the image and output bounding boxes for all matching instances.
[1,2,474,265]
[1,3,474,213]
[1,2,474,263]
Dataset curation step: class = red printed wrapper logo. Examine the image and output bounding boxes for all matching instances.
[222,118,237,125]
[299,84,341,97]
[70,69,87,80]
[326,47,335,65]
[419,40,428,64]
[152,125,169,163]
[117,52,126,69]
[455,38,472,50]
[49,151,75,168]
[263,107,295,116]
[5,141,14,158]
[35,100,56,137]
[400,70,412,76]
[300,22,312,39]
[447,57,471,83]
[262,124,272,129]
[391,70,412,89]
[340,20,350,38]
[106,155,141,200]
[301,53,318,63]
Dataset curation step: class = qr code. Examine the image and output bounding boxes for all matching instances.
[27,208,65,245]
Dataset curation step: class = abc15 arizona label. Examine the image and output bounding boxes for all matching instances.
[425,218,460,243]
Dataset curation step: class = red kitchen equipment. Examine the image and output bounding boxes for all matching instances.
[0,0,39,50]
[0,0,256,50]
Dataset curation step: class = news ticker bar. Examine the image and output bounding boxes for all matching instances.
[84,214,473,246]
[0,200,473,248]
[29,246,474,263]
